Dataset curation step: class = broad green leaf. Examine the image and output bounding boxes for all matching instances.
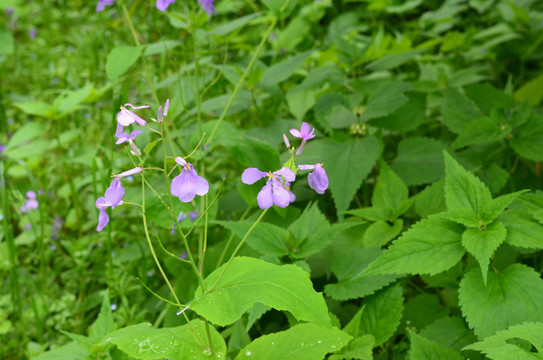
[369,92,426,132]
[230,136,280,172]
[452,117,510,149]
[510,114,543,161]
[344,306,365,338]
[443,151,492,216]
[441,87,482,133]
[482,190,527,224]
[464,322,543,360]
[235,323,351,360]
[191,257,331,326]
[500,210,543,249]
[344,207,388,222]
[32,342,88,360]
[5,122,48,151]
[313,93,356,132]
[286,85,319,120]
[365,49,425,71]
[359,283,404,346]
[402,294,449,331]
[465,83,513,115]
[259,51,311,88]
[12,101,53,117]
[209,13,261,36]
[325,247,399,301]
[58,331,93,352]
[261,0,297,19]
[143,40,182,56]
[215,221,289,257]
[0,28,14,55]
[360,217,465,277]
[106,45,144,82]
[372,161,409,219]
[414,179,446,218]
[107,320,226,359]
[296,223,355,258]
[273,17,311,51]
[514,73,543,106]
[408,330,464,360]
[328,335,374,360]
[459,264,543,339]
[89,292,115,342]
[362,219,403,248]
[361,81,412,121]
[420,317,477,352]
[288,203,328,242]
[246,303,270,332]
[323,137,381,218]
[391,137,446,186]
[54,83,93,115]
[462,221,507,285]
[4,138,49,160]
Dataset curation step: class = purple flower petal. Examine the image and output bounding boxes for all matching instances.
[175,157,187,167]
[271,178,290,208]
[156,0,175,12]
[117,104,148,126]
[256,180,273,209]
[104,179,125,207]
[308,163,328,194]
[26,191,36,199]
[170,165,209,202]
[164,99,170,116]
[117,167,142,179]
[273,167,295,182]
[97,208,109,231]
[241,168,267,184]
[198,0,216,15]
[96,0,114,12]
[289,129,302,138]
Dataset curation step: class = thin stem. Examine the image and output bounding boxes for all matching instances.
[215,206,252,269]
[209,208,269,292]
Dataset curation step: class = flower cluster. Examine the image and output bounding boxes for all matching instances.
[198,0,216,16]
[95,0,176,12]
[20,191,38,213]
[242,122,328,209]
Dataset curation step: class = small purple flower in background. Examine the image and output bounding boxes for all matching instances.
[189,210,198,221]
[0,144,5,154]
[157,99,169,123]
[180,251,187,260]
[156,0,175,12]
[241,167,296,209]
[171,211,187,235]
[110,303,117,311]
[116,103,149,127]
[29,28,37,40]
[52,216,64,240]
[96,0,114,12]
[171,157,209,202]
[5,7,14,16]
[24,223,32,231]
[115,129,142,145]
[299,163,328,194]
[20,191,39,213]
[96,167,142,231]
[290,122,315,155]
[198,0,216,16]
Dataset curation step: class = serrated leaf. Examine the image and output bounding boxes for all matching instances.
[246,303,270,332]
[106,45,144,82]
[361,81,412,121]
[482,190,527,224]
[408,330,464,360]
[344,207,388,222]
[510,114,543,161]
[462,221,507,285]
[323,137,381,218]
[344,305,365,338]
[328,335,375,360]
[107,320,226,359]
[403,294,449,331]
[215,221,289,257]
[259,51,311,88]
[59,331,93,352]
[459,264,543,339]
[359,283,404,346]
[295,223,355,259]
[191,257,330,326]
[441,87,483,133]
[420,316,476,352]
[235,323,351,360]
[372,161,409,219]
[369,92,426,132]
[443,151,492,216]
[325,247,399,301]
[360,217,465,277]
[464,322,543,360]
[414,179,447,218]
[500,210,543,249]
[391,137,446,186]
[362,219,403,248]
[452,117,510,149]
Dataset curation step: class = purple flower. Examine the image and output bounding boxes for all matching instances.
[189,210,198,221]
[116,103,149,127]
[241,167,296,209]
[96,0,114,12]
[20,191,39,213]
[29,28,37,40]
[171,211,187,235]
[115,129,142,145]
[198,0,216,16]
[157,99,169,123]
[0,144,5,154]
[284,182,296,204]
[170,157,209,202]
[299,163,328,194]
[156,0,175,12]
[96,167,142,231]
[110,303,117,311]
[289,122,315,155]
[5,7,14,16]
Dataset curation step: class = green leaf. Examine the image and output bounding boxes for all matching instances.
[107,320,226,359]
[12,101,53,117]
[361,81,412,121]
[89,292,115,342]
[313,93,356,132]
[365,49,425,72]
[408,330,464,360]
[482,190,527,224]
[0,28,14,55]
[191,257,331,326]
[235,323,351,360]
[362,219,403,248]
[323,137,381,218]
[344,207,388,222]
[106,45,144,82]
[500,210,543,249]
[143,40,182,56]
[459,264,543,339]
[261,0,297,19]
[391,137,446,186]
[465,83,513,115]
[414,179,447,218]
[464,322,543,360]
[359,283,404,346]
[514,73,543,106]
[510,114,543,161]
[452,117,511,149]
[360,217,465,277]
[443,151,492,216]
[372,161,409,219]
[230,135,280,171]
[441,87,482,133]
[215,221,289,257]
[420,316,476,352]
[369,92,426,132]
[143,139,162,157]
[325,247,399,301]
[259,51,311,88]
[402,294,449,332]
[344,305,365,338]
[462,221,507,285]
[286,85,319,120]
[32,342,88,360]
[209,13,261,36]
[54,83,94,116]
[5,122,48,151]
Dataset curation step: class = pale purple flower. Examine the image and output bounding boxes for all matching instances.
[299,163,328,194]
[24,223,32,231]
[241,167,296,209]
[29,28,37,40]
[116,103,149,127]
[20,191,39,213]
[157,99,169,123]
[0,144,5,154]
[96,0,114,12]
[290,122,316,155]
[156,0,175,12]
[171,211,187,235]
[5,7,13,16]
[283,134,291,149]
[198,0,216,16]
[189,210,198,221]
[284,182,296,204]
[110,303,117,311]
[170,157,209,202]
[115,129,142,145]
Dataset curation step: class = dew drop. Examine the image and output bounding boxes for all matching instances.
[317,340,322,344]
[246,351,252,356]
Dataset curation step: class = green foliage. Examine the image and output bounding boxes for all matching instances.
[408,330,464,360]
[106,45,144,82]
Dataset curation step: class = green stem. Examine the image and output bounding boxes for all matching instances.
[215,206,251,269]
